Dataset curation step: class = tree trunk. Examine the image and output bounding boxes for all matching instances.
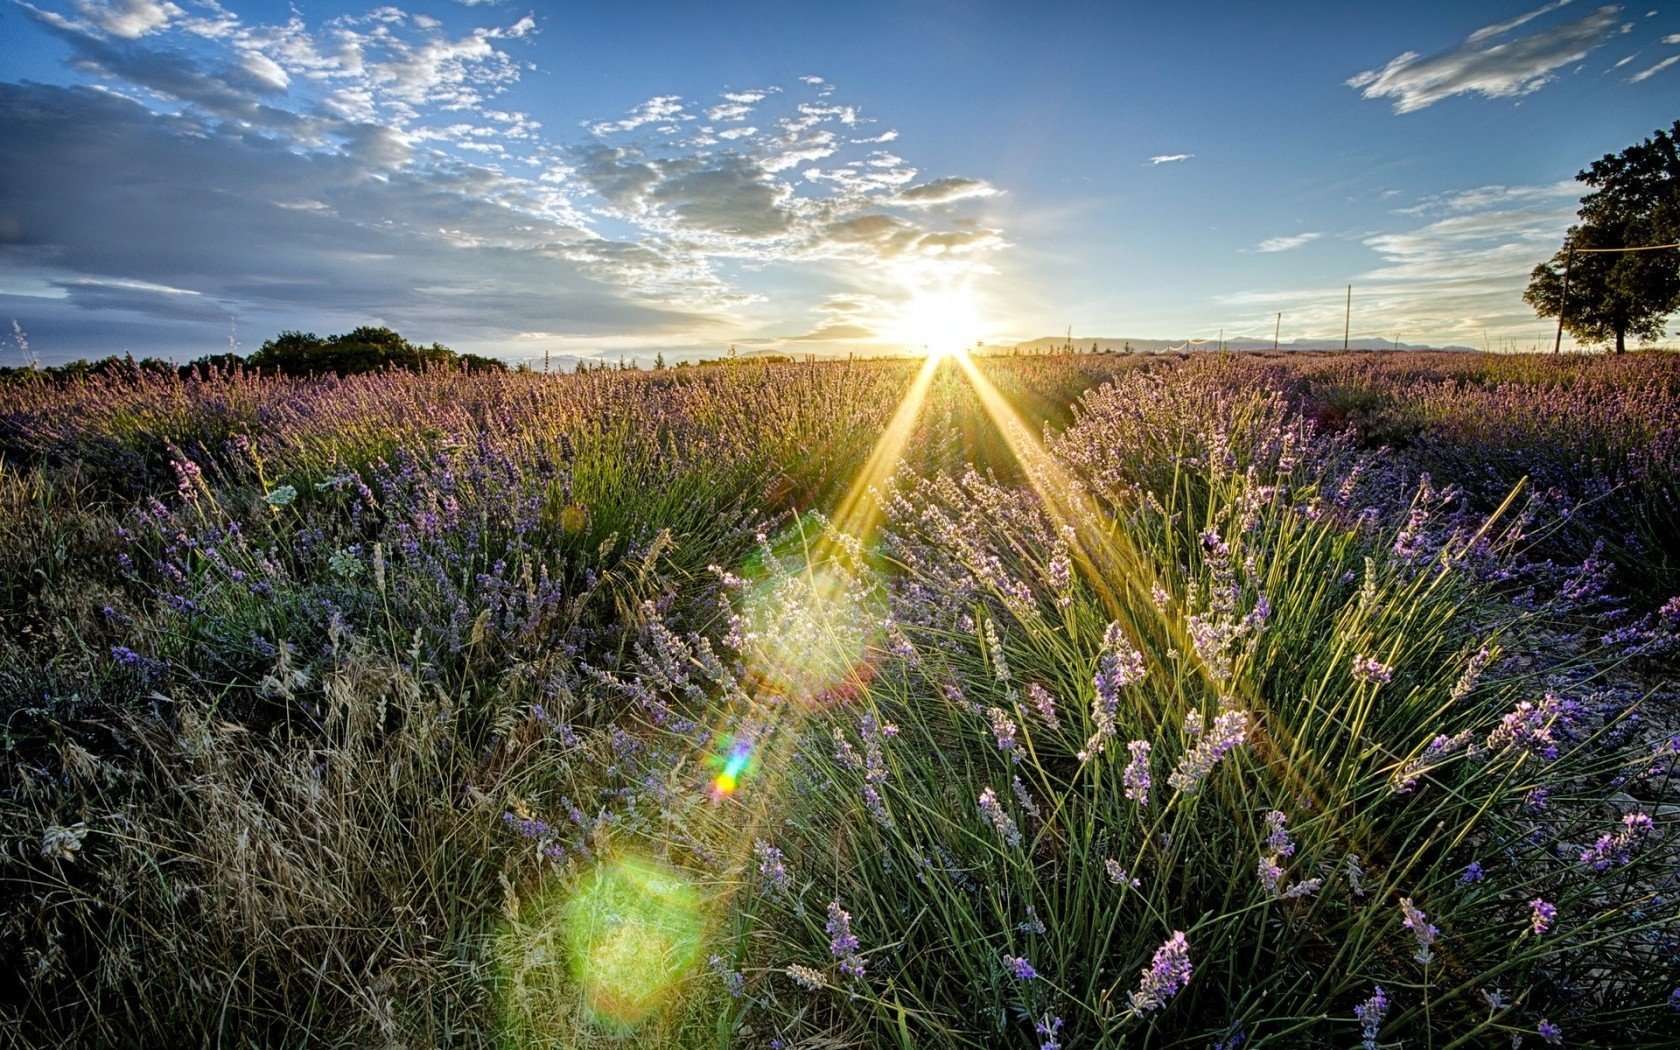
[1615,327,1625,354]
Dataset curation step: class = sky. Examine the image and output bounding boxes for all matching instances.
[1,0,1677,365]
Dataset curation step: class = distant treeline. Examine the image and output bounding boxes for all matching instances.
[0,326,508,383]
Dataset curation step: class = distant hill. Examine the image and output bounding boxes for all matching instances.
[984,336,1480,355]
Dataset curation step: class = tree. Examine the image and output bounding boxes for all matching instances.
[1525,120,1680,353]
[248,326,459,375]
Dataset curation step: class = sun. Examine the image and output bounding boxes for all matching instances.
[887,286,986,358]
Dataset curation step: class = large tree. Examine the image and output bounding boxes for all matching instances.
[1525,119,1680,353]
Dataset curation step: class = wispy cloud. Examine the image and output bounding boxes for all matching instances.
[1147,153,1192,165]
[1348,3,1626,113]
[1628,53,1679,80]
[1,3,1006,358]
[1223,184,1577,344]
[1252,232,1321,253]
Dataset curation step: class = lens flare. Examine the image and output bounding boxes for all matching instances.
[558,854,706,1031]
[708,734,758,797]
[732,515,887,706]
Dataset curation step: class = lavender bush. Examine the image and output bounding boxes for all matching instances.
[2,350,1676,1046]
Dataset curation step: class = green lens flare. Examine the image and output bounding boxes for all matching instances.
[560,855,706,1030]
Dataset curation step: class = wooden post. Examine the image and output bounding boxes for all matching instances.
[1273,312,1280,351]
[1343,285,1351,351]
[1552,249,1572,354]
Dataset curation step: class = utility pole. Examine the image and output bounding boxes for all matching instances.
[1552,248,1572,354]
[1343,285,1351,351]
[1273,312,1281,351]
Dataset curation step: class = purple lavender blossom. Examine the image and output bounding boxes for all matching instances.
[1351,654,1393,685]
[1122,740,1152,806]
[989,706,1024,764]
[1079,622,1146,760]
[1127,931,1192,1015]
[1529,898,1557,935]
[1004,955,1038,980]
[826,901,866,978]
[1264,810,1296,857]
[1035,1014,1063,1050]
[1580,811,1653,871]
[1106,858,1141,888]
[1354,985,1388,1050]
[1026,682,1060,730]
[979,787,1023,848]
[708,954,745,998]
[1460,861,1485,884]
[1399,898,1438,964]
[754,839,790,896]
[1538,1019,1563,1045]
[1168,708,1251,796]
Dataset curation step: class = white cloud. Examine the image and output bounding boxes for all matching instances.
[896,177,1000,206]
[1348,3,1625,112]
[1665,32,1680,42]
[1147,153,1192,165]
[1222,184,1577,344]
[1,7,1005,358]
[589,95,688,135]
[1628,54,1680,80]
[73,0,183,39]
[1394,179,1579,215]
[1252,232,1321,252]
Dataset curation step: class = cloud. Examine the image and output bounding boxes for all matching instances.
[1252,232,1322,252]
[1393,179,1579,215]
[1147,153,1192,165]
[1222,184,1576,343]
[1348,3,1625,112]
[71,0,184,39]
[1665,32,1680,43]
[895,177,1000,206]
[1,5,1005,360]
[1628,54,1679,80]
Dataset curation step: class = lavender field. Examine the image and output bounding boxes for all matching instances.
[2,350,1679,1048]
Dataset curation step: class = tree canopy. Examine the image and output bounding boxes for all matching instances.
[248,326,483,376]
[1524,120,1680,353]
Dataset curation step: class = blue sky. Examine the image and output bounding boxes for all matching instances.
[1,0,1676,364]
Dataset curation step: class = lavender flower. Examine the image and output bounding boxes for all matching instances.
[1350,987,1391,1041]
[1168,708,1251,796]
[1026,682,1060,730]
[754,839,790,896]
[708,954,745,998]
[1351,654,1393,685]
[826,901,866,978]
[978,787,1023,847]
[1005,955,1038,980]
[1264,810,1296,856]
[1529,898,1556,935]
[1354,985,1388,1050]
[1127,931,1192,1015]
[1580,811,1653,871]
[786,964,825,990]
[1080,622,1146,760]
[1460,861,1484,884]
[989,706,1024,764]
[1538,1019,1563,1045]
[1106,858,1141,888]
[1035,1014,1064,1050]
[1399,898,1438,964]
[1122,740,1152,806]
